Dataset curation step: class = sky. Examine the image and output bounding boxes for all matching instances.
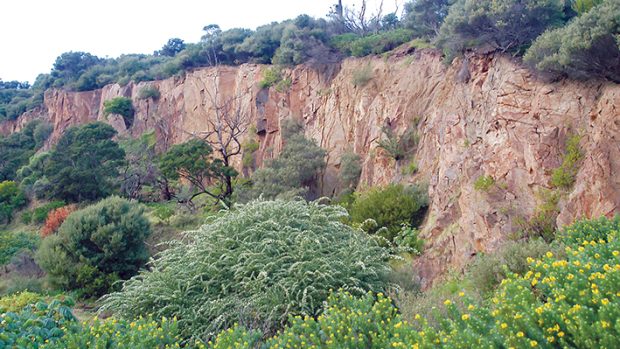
[1,0,399,83]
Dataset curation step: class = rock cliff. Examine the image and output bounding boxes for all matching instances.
[4,50,619,286]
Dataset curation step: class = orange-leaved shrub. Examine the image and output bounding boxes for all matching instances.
[40,205,76,237]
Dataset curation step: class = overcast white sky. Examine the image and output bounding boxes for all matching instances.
[1,0,399,83]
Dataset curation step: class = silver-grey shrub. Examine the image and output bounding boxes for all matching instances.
[100,199,391,341]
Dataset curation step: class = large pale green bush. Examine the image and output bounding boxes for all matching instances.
[212,216,620,348]
[101,199,391,341]
[36,196,151,297]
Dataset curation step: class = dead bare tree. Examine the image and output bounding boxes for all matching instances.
[330,0,396,35]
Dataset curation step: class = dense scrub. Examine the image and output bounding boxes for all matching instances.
[211,216,620,348]
[36,196,151,297]
[101,199,391,341]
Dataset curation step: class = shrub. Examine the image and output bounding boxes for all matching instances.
[259,67,284,89]
[31,200,65,224]
[438,0,567,59]
[40,205,76,237]
[152,204,175,223]
[0,180,26,224]
[215,216,620,348]
[101,200,391,341]
[0,295,76,348]
[402,161,418,175]
[250,120,326,200]
[0,230,39,265]
[351,64,373,87]
[519,189,561,242]
[0,291,43,313]
[473,175,495,191]
[349,183,428,242]
[393,224,424,254]
[467,238,563,294]
[339,151,362,190]
[103,96,135,128]
[44,316,186,349]
[525,0,620,81]
[403,0,453,38]
[377,125,418,160]
[551,134,583,189]
[242,138,259,169]
[137,85,161,100]
[345,29,415,57]
[36,196,151,297]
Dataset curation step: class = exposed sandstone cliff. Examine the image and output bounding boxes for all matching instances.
[4,50,619,286]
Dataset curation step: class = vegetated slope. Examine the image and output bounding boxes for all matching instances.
[2,50,619,285]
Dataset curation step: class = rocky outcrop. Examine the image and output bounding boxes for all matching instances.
[4,50,619,286]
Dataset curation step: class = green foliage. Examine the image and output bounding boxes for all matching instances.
[525,0,619,82]
[250,120,326,200]
[152,204,175,223]
[44,316,185,349]
[438,0,568,60]
[377,126,418,161]
[28,201,66,224]
[519,189,561,242]
[467,239,563,294]
[572,0,604,15]
[159,138,237,204]
[339,151,362,190]
[101,200,391,341]
[334,29,415,57]
[241,138,259,169]
[473,175,495,191]
[0,230,39,265]
[0,120,48,181]
[137,85,161,100]
[44,122,125,203]
[403,0,453,38]
[0,180,27,224]
[217,216,620,348]
[258,67,289,91]
[118,131,161,200]
[393,224,424,254]
[36,196,151,297]
[402,161,418,175]
[103,97,135,128]
[0,291,44,313]
[0,295,76,348]
[349,184,428,242]
[551,134,583,189]
[351,64,373,87]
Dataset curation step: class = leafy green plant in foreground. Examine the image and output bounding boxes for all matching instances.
[101,199,391,341]
[212,216,620,348]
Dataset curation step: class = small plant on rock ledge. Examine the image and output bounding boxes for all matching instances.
[474,175,495,192]
[377,126,418,161]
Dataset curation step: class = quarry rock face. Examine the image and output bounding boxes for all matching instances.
[5,50,619,287]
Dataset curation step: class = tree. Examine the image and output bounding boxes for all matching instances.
[118,131,162,200]
[329,0,388,35]
[438,0,568,59]
[159,138,237,206]
[36,196,151,297]
[0,181,26,224]
[51,51,101,87]
[157,38,186,57]
[0,120,47,181]
[249,119,326,200]
[524,0,620,83]
[44,122,125,203]
[403,0,453,38]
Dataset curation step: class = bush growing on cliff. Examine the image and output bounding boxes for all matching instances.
[137,85,161,100]
[551,134,583,189]
[36,196,151,298]
[249,118,326,200]
[524,0,620,83]
[438,0,568,60]
[100,199,391,341]
[349,183,428,242]
[339,151,362,190]
[0,120,48,181]
[103,97,135,128]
